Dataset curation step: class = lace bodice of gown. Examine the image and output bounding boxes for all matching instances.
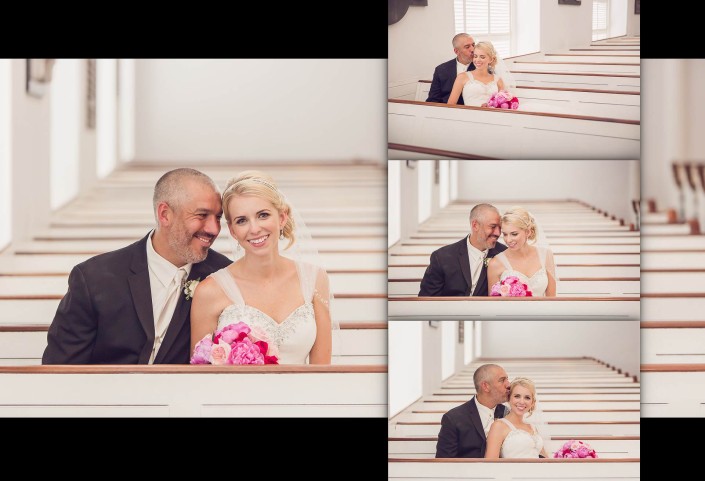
[498,418,543,458]
[495,246,549,297]
[461,72,499,107]
[209,262,318,364]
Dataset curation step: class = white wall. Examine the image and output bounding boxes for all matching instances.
[514,0,541,55]
[480,320,640,381]
[388,0,455,87]
[50,59,81,210]
[441,321,457,381]
[11,59,51,243]
[641,60,686,213]
[389,321,424,418]
[133,59,385,163]
[96,59,117,178]
[457,160,639,225]
[609,0,628,38]
[626,0,640,35]
[685,61,705,158]
[540,0,592,52]
[418,160,434,224]
[440,160,450,208]
[118,59,135,163]
[389,161,401,248]
[0,60,10,250]
[464,320,474,364]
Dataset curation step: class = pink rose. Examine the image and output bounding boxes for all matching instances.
[511,101,519,110]
[570,441,580,451]
[577,447,589,458]
[500,102,509,109]
[227,337,265,364]
[190,334,213,364]
[499,284,511,296]
[209,340,232,365]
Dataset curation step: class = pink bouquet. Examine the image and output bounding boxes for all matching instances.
[487,90,519,110]
[490,276,533,297]
[553,440,598,459]
[190,321,279,365]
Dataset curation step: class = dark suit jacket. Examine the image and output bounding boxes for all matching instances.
[435,397,507,458]
[42,234,232,364]
[418,237,507,297]
[426,58,476,105]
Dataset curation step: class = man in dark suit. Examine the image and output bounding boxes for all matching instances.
[419,203,506,296]
[436,364,510,458]
[426,33,476,104]
[42,168,232,364]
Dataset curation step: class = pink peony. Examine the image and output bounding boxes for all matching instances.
[577,447,589,458]
[190,334,213,364]
[227,337,265,365]
[215,322,250,345]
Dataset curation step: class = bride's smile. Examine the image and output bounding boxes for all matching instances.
[228,195,287,256]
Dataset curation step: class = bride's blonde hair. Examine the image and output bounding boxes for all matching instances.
[475,41,498,72]
[501,207,537,242]
[510,377,537,414]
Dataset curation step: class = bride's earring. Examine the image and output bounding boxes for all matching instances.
[236,242,241,252]
[279,229,284,240]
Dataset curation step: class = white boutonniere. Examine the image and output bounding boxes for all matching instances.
[182,278,201,301]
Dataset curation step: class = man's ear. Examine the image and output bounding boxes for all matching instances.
[156,202,172,228]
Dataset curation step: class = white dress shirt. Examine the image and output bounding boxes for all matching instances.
[467,237,488,295]
[457,59,472,74]
[475,397,496,436]
[146,231,192,363]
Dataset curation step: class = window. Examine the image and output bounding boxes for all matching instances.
[592,0,609,41]
[454,0,511,58]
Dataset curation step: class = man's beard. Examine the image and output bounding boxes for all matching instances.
[168,224,209,264]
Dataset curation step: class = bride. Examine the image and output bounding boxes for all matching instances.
[487,207,557,297]
[485,378,550,459]
[190,171,333,364]
[447,41,506,107]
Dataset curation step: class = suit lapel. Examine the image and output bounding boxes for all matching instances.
[468,397,487,441]
[457,237,472,295]
[473,263,488,296]
[128,236,155,364]
[154,260,208,363]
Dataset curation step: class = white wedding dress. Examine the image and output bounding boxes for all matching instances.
[209,261,320,364]
[461,72,499,107]
[494,246,550,297]
[498,418,544,458]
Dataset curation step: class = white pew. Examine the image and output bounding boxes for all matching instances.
[390,422,640,437]
[641,271,705,294]
[640,297,705,321]
[388,438,639,458]
[0,298,386,324]
[0,365,386,417]
[642,235,705,249]
[641,368,705,417]
[387,298,639,320]
[641,327,705,364]
[388,280,639,296]
[390,244,639,254]
[413,82,640,120]
[11,237,388,254]
[641,223,694,235]
[509,71,640,92]
[0,323,388,366]
[388,253,640,266]
[510,61,639,75]
[0,272,387,298]
[388,459,640,480]
[389,265,641,279]
[544,54,640,63]
[388,101,640,160]
[640,251,705,269]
